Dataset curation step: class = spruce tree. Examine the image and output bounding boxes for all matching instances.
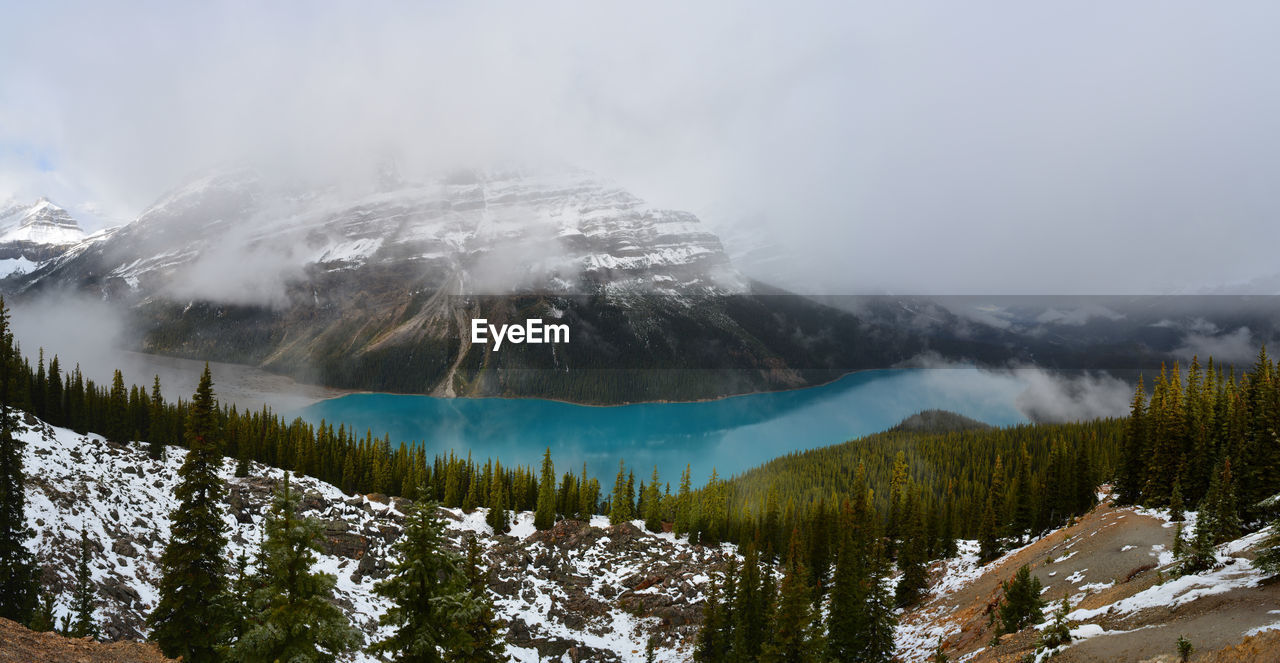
[674,465,693,537]
[694,572,729,663]
[895,491,929,608]
[371,494,479,662]
[1254,511,1280,576]
[978,455,1005,562]
[106,369,129,443]
[1039,596,1072,648]
[760,530,820,663]
[610,461,632,525]
[644,466,663,533]
[996,565,1045,635]
[1200,458,1242,544]
[148,364,233,662]
[67,528,99,639]
[28,587,55,632]
[0,400,37,624]
[486,468,510,535]
[451,536,509,663]
[534,448,555,530]
[230,474,361,663]
[1116,377,1147,504]
[147,375,165,460]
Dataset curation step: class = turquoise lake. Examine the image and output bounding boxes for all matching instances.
[297,368,1044,485]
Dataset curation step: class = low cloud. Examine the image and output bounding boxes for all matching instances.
[1173,327,1259,366]
[1011,368,1133,423]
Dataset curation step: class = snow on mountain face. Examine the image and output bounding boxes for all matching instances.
[41,167,745,299]
[0,197,87,271]
[0,198,85,246]
[19,410,726,662]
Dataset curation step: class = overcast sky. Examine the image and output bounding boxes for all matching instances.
[2,2,1278,294]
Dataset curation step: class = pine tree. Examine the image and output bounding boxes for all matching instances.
[644,466,662,533]
[978,455,1005,562]
[1255,510,1280,576]
[1039,596,1073,648]
[67,528,99,639]
[1200,458,1242,544]
[694,572,729,663]
[610,461,632,525]
[105,369,129,443]
[28,587,55,632]
[147,375,165,460]
[1169,479,1185,522]
[1117,377,1147,504]
[148,364,233,662]
[486,468,510,535]
[371,494,479,662]
[451,536,509,663]
[760,530,820,663]
[895,491,929,608]
[0,400,37,624]
[230,474,361,662]
[534,448,556,531]
[997,565,1045,635]
[674,464,693,537]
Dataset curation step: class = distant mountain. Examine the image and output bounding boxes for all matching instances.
[8,167,949,402]
[0,197,86,276]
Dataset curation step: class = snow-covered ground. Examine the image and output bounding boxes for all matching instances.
[18,411,726,662]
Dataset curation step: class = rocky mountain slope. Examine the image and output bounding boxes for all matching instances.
[19,410,728,662]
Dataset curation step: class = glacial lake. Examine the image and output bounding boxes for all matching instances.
[296,368,1065,485]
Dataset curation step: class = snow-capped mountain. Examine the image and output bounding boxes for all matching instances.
[21,166,744,299]
[7,166,911,402]
[0,197,86,276]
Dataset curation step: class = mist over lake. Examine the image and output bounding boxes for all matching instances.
[296,368,1123,484]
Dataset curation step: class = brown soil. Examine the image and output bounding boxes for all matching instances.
[0,618,174,663]
[907,494,1280,663]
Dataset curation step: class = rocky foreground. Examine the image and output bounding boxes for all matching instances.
[20,412,727,663]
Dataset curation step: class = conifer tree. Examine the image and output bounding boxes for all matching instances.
[644,466,663,532]
[1200,458,1242,544]
[978,455,1005,562]
[674,465,693,536]
[730,542,768,659]
[371,493,479,662]
[149,364,233,663]
[147,375,165,460]
[996,565,1045,635]
[1039,596,1072,648]
[1252,510,1280,576]
[1116,377,1147,504]
[230,475,361,663]
[451,536,509,663]
[105,369,129,443]
[760,530,820,663]
[534,448,556,530]
[895,491,929,608]
[0,399,37,624]
[67,528,99,639]
[694,572,729,663]
[28,587,55,633]
[486,467,510,535]
[610,461,632,525]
